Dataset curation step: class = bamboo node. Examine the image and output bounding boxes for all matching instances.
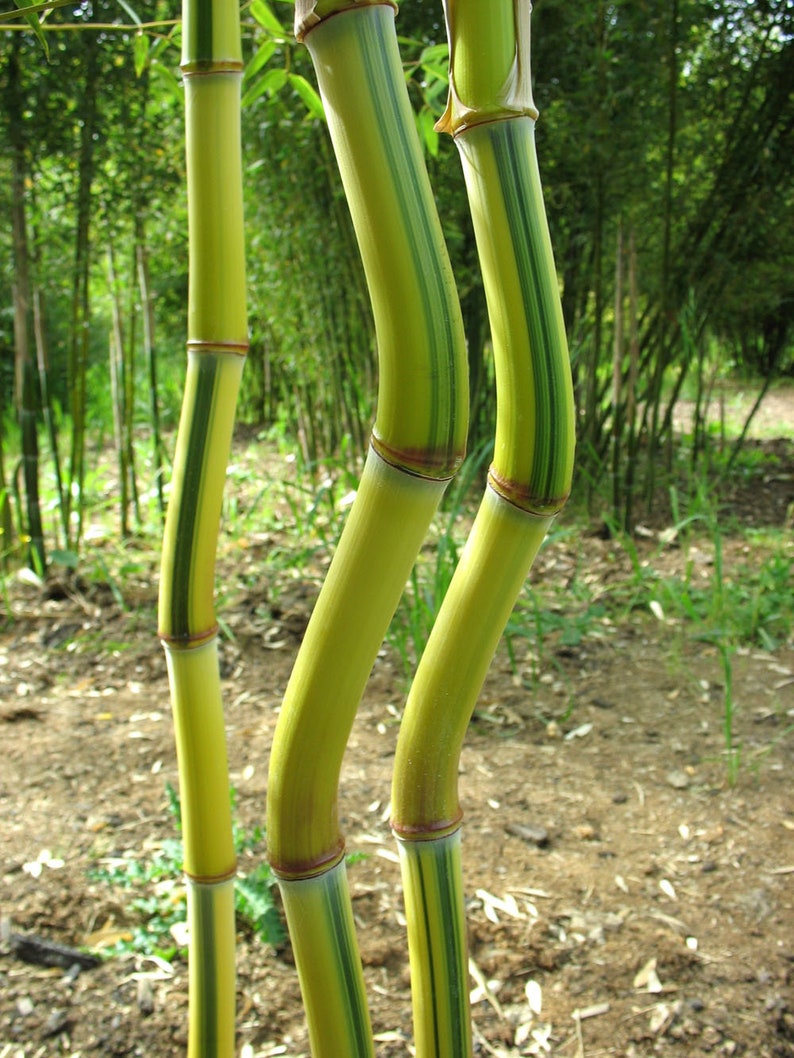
[371,434,463,481]
[184,864,238,886]
[181,59,244,76]
[158,625,219,649]
[436,0,538,137]
[487,468,570,516]
[390,813,463,841]
[295,0,397,43]
[269,839,346,881]
[185,339,249,358]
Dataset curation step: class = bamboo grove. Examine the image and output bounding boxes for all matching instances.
[156,0,574,1053]
[1,1,791,569]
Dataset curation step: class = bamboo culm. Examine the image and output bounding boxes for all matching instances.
[392,2,575,1053]
[158,0,248,1053]
[266,4,468,1053]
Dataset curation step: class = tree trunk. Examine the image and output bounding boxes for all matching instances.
[623,228,640,532]
[611,220,624,523]
[0,408,14,568]
[107,241,129,538]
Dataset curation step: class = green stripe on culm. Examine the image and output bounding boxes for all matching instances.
[364,14,459,465]
[492,118,571,508]
[415,848,442,1055]
[399,833,471,1056]
[190,880,218,1050]
[185,0,213,65]
[328,863,373,1054]
[278,863,375,1057]
[170,354,219,636]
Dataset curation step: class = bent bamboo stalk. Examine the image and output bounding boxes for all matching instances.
[266,4,468,1054]
[392,2,575,1054]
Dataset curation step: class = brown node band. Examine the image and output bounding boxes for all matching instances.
[269,837,346,882]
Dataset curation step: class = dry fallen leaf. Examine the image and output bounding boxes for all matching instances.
[649,1000,679,1034]
[83,917,134,949]
[659,878,677,900]
[475,888,523,923]
[634,957,664,993]
[525,978,543,1016]
[468,957,503,1016]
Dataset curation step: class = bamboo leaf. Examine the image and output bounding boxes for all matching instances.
[243,39,276,85]
[287,73,325,122]
[241,66,287,109]
[115,0,141,25]
[416,107,439,157]
[150,63,183,107]
[0,0,72,22]
[250,0,286,38]
[420,43,449,64]
[133,32,149,78]
[12,0,49,60]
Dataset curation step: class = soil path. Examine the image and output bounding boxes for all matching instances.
[1,389,793,1057]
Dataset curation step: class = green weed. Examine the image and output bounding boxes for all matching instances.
[89,783,284,959]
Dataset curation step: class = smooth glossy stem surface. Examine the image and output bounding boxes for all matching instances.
[392,490,551,834]
[456,117,574,513]
[185,878,236,1058]
[397,831,472,1058]
[158,1,247,1054]
[268,447,446,875]
[305,5,467,477]
[279,861,375,1058]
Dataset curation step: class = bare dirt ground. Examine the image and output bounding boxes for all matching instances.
[1,388,793,1058]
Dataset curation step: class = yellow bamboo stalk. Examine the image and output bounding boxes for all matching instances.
[266,4,467,1053]
[392,2,575,1054]
[267,452,448,877]
[157,0,247,1053]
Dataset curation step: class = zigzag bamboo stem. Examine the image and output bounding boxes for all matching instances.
[157,0,247,1053]
[266,4,467,1053]
[392,2,575,1053]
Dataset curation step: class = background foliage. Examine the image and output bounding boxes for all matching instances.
[0,0,792,562]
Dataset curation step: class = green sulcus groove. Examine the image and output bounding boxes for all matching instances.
[186,878,236,1058]
[456,116,574,514]
[362,22,460,469]
[168,355,217,639]
[398,831,471,1057]
[183,0,242,67]
[304,5,468,477]
[279,862,375,1057]
[492,118,572,508]
[416,859,442,1057]
[329,867,373,1054]
[193,882,218,1048]
[159,351,244,643]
